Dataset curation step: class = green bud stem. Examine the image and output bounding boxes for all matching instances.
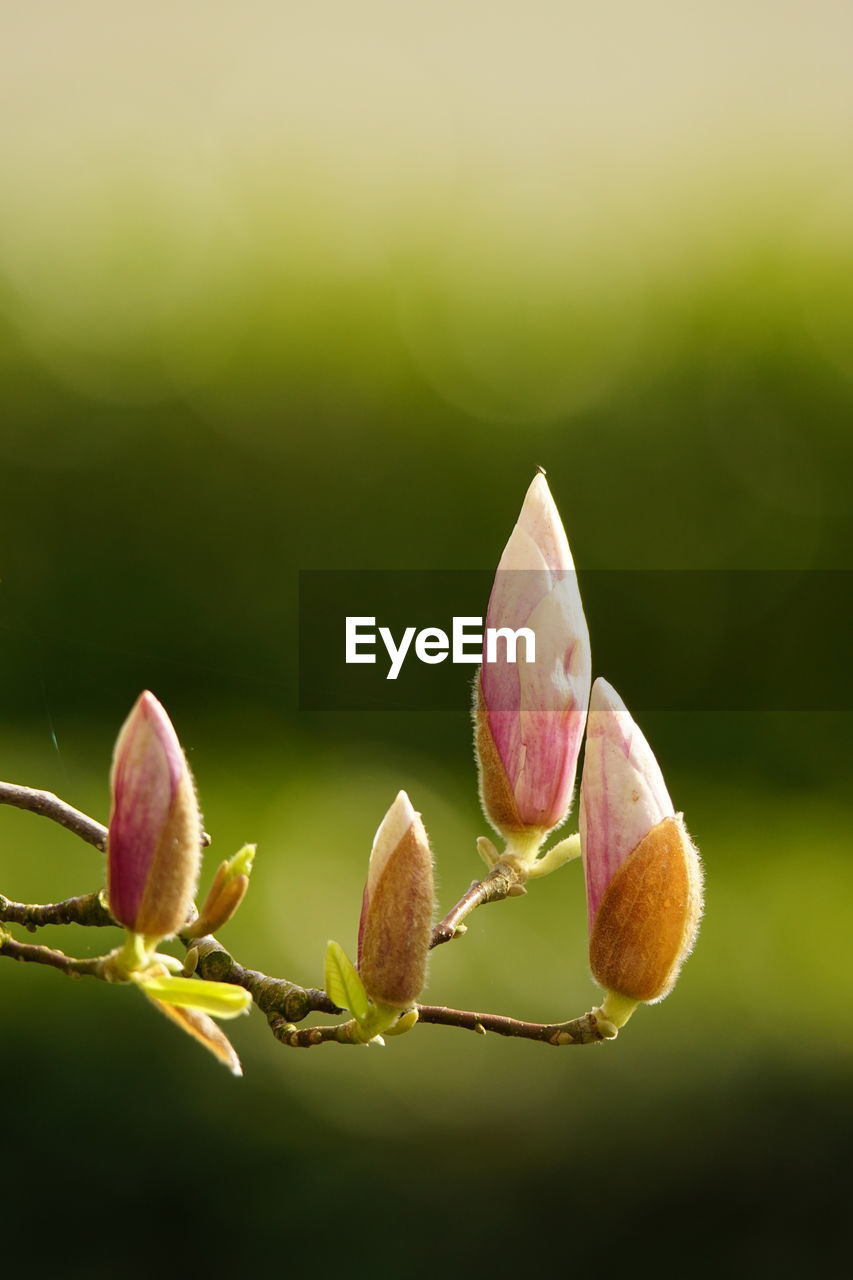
[526,833,581,879]
[597,991,639,1031]
[502,829,547,866]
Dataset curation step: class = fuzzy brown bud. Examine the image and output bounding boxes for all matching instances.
[357,791,435,1008]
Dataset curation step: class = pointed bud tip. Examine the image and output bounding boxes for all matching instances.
[118,690,186,785]
[389,789,416,824]
[368,790,421,881]
[583,678,673,813]
[589,677,624,715]
[135,688,175,734]
[510,472,574,575]
[526,470,551,500]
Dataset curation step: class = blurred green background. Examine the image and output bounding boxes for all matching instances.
[1,2,851,1274]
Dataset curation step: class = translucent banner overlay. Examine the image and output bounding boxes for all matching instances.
[298,570,851,712]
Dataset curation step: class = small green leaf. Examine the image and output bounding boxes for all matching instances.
[324,940,369,1023]
[229,844,256,878]
[134,972,252,1019]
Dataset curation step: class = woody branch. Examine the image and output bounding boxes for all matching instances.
[0,780,609,1047]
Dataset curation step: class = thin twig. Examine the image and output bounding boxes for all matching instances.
[0,891,116,931]
[0,930,105,979]
[431,861,524,947]
[0,782,108,850]
[0,781,210,849]
[267,1005,613,1048]
[0,922,610,1047]
[1,780,612,1050]
[415,1004,611,1044]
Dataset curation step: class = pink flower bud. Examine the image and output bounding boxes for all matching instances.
[107,691,202,941]
[475,473,591,840]
[357,791,435,1008]
[579,678,703,1004]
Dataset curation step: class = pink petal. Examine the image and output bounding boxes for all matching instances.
[580,679,674,929]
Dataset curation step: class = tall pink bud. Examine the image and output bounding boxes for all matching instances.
[475,473,591,842]
[579,678,703,1005]
[358,791,434,1009]
[107,691,202,941]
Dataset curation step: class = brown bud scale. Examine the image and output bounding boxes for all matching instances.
[589,815,702,1003]
[359,826,434,1008]
[152,999,241,1075]
[473,675,527,835]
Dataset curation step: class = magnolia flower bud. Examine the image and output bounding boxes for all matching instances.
[579,679,703,1008]
[106,691,202,942]
[357,791,434,1009]
[475,472,591,844]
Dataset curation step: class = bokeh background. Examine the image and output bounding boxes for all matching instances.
[1,2,851,1273]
